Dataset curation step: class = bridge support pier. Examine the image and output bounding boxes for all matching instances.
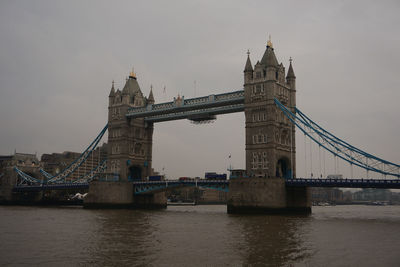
[227,178,311,214]
[84,181,166,209]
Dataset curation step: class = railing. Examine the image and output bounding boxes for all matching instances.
[93,173,120,182]
[133,179,229,194]
[144,104,244,123]
[286,178,400,189]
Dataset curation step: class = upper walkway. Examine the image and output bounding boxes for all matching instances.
[126,90,244,122]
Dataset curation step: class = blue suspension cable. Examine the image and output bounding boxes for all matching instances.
[274,98,399,178]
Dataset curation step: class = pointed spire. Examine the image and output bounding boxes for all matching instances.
[260,36,278,67]
[148,84,155,104]
[244,49,253,72]
[286,57,296,79]
[109,80,115,97]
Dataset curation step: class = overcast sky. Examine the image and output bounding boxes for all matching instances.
[0,0,399,179]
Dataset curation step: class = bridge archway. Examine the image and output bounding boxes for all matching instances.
[276,157,291,179]
[129,165,142,181]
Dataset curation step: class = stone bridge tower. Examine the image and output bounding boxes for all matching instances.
[244,38,296,179]
[107,71,154,181]
[228,39,310,214]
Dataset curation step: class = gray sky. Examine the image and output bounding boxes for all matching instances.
[0,0,399,179]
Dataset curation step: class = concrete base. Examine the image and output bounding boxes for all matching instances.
[227,177,311,214]
[84,181,167,209]
[0,188,44,205]
[133,192,167,209]
[0,185,15,203]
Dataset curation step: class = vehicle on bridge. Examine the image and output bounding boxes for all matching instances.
[148,175,164,181]
[205,172,227,180]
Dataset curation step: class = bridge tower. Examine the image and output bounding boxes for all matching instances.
[107,71,154,181]
[85,71,166,208]
[228,39,310,214]
[244,39,296,179]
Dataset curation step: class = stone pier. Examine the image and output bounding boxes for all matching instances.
[83,181,167,209]
[227,178,311,214]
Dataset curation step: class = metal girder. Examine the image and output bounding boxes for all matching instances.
[144,104,244,123]
[13,178,400,193]
[13,183,89,192]
[286,178,400,189]
[126,90,245,122]
[133,179,230,194]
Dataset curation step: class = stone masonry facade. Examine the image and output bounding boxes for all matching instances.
[244,40,296,178]
[107,71,155,181]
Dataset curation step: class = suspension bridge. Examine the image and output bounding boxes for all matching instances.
[11,95,399,194]
[4,40,399,212]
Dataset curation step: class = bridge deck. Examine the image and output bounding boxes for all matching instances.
[12,178,400,193]
[286,178,400,189]
[13,183,89,192]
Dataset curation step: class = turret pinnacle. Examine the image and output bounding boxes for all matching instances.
[286,57,296,79]
[109,80,115,97]
[148,85,155,104]
[244,49,253,72]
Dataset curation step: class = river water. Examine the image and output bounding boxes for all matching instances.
[0,205,399,266]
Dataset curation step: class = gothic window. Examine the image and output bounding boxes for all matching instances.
[252,153,258,170]
[258,135,262,143]
[110,160,115,172]
[112,145,120,154]
[253,135,257,144]
[115,160,120,173]
[263,158,269,169]
[253,114,256,122]
[256,72,261,79]
[134,143,142,154]
[252,158,256,169]
[263,113,266,121]
[264,134,267,143]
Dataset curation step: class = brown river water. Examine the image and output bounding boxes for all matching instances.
[0,205,399,266]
